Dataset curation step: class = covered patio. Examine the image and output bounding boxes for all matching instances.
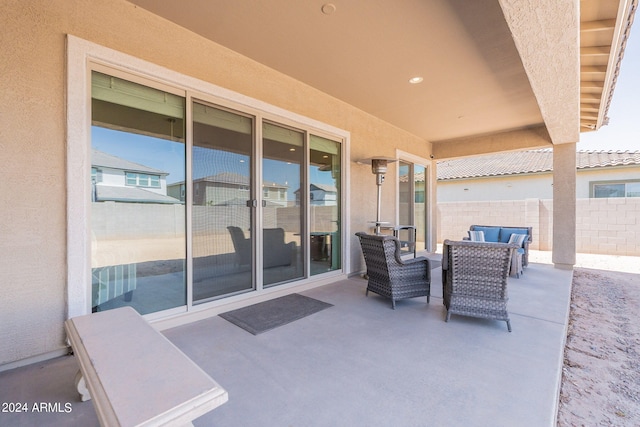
[1,257,572,426]
[1,1,637,425]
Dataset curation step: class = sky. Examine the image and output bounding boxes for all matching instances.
[578,26,640,152]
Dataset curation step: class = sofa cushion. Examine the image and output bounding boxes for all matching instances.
[473,226,500,242]
[468,230,485,242]
[499,228,529,243]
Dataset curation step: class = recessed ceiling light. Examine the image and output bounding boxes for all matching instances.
[409,76,423,84]
[321,3,336,15]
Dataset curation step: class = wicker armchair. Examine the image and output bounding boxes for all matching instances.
[442,239,518,332]
[356,232,431,309]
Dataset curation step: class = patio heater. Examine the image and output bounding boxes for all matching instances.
[359,157,397,234]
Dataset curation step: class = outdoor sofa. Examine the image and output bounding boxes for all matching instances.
[465,225,532,267]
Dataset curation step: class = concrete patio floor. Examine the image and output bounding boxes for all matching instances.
[0,258,573,427]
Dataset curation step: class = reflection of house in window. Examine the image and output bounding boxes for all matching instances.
[295,183,337,206]
[399,172,426,203]
[91,149,181,204]
[167,172,288,206]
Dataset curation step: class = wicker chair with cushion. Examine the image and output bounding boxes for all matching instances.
[442,239,519,332]
[356,232,431,309]
[227,226,251,266]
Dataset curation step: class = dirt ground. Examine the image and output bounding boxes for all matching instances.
[556,267,640,426]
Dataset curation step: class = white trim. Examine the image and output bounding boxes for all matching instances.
[0,348,70,373]
[598,0,636,129]
[395,149,433,252]
[66,35,350,320]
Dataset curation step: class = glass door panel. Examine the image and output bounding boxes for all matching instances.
[90,71,186,314]
[310,135,341,275]
[192,102,254,302]
[414,164,426,251]
[262,122,304,286]
[398,161,411,226]
[398,161,427,252]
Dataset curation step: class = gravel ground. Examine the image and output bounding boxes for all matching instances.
[555,263,640,426]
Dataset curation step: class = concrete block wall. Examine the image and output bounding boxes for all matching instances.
[576,198,640,255]
[438,200,531,245]
[438,198,640,256]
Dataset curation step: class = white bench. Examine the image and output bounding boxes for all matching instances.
[65,307,228,427]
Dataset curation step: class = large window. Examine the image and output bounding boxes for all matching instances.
[592,181,640,198]
[84,64,345,316]
[91,71,187,314]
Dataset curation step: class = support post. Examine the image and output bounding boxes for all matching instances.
[552,143,576,269]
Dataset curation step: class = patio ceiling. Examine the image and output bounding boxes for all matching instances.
[128,0,635,156]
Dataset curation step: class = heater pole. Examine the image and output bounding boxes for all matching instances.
[375,174,383,234]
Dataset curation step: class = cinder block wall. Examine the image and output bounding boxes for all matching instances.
[438,198,640,256]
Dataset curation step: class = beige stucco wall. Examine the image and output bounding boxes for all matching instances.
[0,0,431,367]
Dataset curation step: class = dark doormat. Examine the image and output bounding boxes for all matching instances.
[219,293,333,335]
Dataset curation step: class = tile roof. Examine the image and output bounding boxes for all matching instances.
[437,150,640,180]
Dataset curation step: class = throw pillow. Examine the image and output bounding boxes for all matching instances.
[468,230,485,242]
[508,233,527,248]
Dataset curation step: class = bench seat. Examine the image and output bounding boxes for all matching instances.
[65,306,228,427]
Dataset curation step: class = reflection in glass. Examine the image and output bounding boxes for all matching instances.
[399,162,426,252]
[262,123,304,285]
[310,135,341,275]
[192,103,254,302]
[594,184,625,198]
[90,71,186,314]
[414,164,426,251]
[399,161,411,225]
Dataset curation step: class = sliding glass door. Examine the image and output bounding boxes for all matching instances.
[192,102,254,302]
[262,122,304,286]
[309,135,341,275]
[89,68,344,316]
[90,71,187,314]
[399,161,427,251]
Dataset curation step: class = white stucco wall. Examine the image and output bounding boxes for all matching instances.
[438,165,640,201]
[438,173,553,201]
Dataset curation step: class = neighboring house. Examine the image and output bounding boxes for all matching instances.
[295,183,338,206]
[168,172,289,206]
[437,150,640,202]
[91,149,181,204]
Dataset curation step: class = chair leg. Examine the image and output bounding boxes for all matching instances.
[506,320,512,332]
[391,299,396,310]
[445,311,451,322]
[427,293,430,304]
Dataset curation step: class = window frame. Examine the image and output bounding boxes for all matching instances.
[125,172,162,188]
[66,35,351,321]
[590,179,640,198]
